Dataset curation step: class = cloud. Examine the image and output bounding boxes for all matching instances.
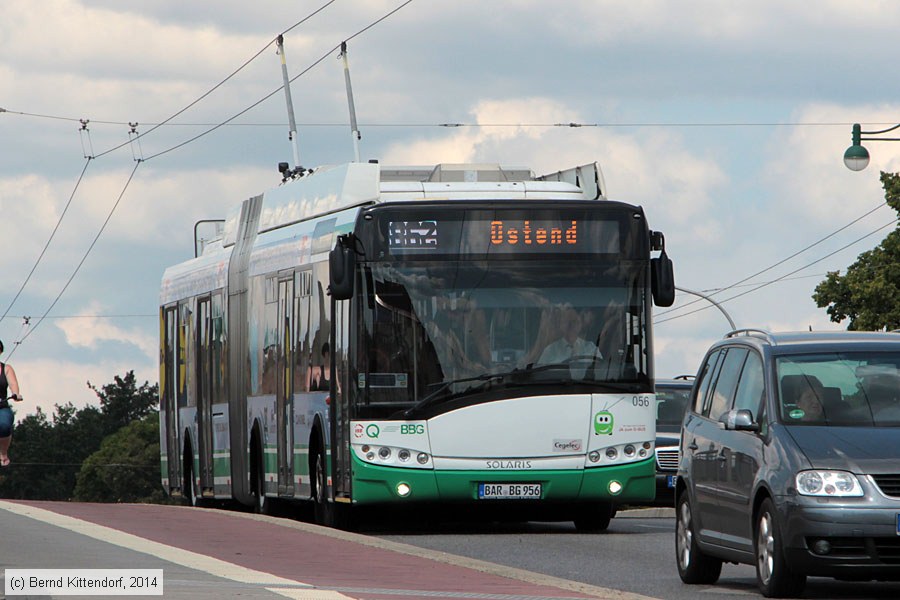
[56,301,157,360]
[763,103,900,227]
[13,356,156,417]
[382,97,728,245]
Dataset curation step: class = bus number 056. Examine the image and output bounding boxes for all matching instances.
[632,395,651,407]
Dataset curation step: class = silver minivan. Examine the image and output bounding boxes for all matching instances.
[676,330,900,597]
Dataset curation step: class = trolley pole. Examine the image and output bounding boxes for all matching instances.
[276,35,302,172]
[340,42,361,163]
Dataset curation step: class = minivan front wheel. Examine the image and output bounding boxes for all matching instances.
[756,498,805,598]
[676,493,722,584]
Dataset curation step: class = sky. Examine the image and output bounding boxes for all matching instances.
[4,0,900,417]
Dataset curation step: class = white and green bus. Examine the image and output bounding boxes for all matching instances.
[159,161,675,530]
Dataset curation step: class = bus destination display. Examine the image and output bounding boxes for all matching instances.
[387,216,619,255]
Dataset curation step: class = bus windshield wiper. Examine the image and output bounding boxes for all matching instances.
[404,373,503,417]
[401,362,643,418]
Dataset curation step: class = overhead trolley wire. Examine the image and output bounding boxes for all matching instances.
[0,0,340,353]
[143,0,414,162]
[0,158,93,327]
[89,0,340,160]
[3,1,412,358]
[7,106,900,130]
[654,217,900,326]
[6,160,143,360]
[656,200,890,319]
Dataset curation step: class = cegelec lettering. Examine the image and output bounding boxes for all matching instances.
[490,220,577,246]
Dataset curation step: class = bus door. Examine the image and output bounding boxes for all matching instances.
[162,305,182,493]
[276,276,295,495]
[196,296,214,494]
[332,296,352,498]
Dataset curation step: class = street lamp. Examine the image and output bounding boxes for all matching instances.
[674,286,736,331]
[844,122,900,171]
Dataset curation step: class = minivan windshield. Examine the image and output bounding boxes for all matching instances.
[776,352,900,426]
[656,384,692,429]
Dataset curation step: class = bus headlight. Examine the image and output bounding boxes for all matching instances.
[398,449,410,462]
[608,480,623,495]
[378,447,391,460]
[396,482,411,497]
[417,452,430,465]
[588,451,601,463]
[605,447,618,460]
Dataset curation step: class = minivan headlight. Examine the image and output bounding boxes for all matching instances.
[796,470,863,497]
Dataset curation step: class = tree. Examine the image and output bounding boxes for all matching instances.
[74,416,164,503]
[88,371,158,435]
[814,172,900,330]
[0,371,160,501]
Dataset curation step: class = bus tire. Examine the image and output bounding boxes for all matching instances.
[251,427,272,515]
[182,443,199,507]
[310,440,332,527]
[573,501,613,532]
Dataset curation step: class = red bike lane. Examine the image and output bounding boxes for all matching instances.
[9,500,646,600]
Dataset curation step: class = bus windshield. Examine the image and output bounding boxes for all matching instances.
[356,258,649,414]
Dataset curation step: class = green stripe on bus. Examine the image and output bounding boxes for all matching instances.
[349,454,655,504]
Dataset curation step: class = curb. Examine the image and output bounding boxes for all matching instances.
[618,507,675,518]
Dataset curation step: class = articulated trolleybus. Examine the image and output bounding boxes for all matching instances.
[160,161,675,530]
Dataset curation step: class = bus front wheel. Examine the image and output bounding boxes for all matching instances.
[311,445,332,527]
[573,502,614,532]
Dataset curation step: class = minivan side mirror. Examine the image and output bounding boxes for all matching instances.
[719,408,760,432]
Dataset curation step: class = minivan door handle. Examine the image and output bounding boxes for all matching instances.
[688,441,698,451]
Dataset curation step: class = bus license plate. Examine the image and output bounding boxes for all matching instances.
[478,483,542,499]
[667,475,678,488]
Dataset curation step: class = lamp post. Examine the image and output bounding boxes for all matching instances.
[843,122,900,171]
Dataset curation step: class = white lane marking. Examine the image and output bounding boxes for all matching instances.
[267,589,353,599]
[0,501,311,588]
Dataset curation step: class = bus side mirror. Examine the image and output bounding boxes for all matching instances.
[329,235,356,300]
[651,248,675,307]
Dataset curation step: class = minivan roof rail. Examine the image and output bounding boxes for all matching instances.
[725,328,776,344]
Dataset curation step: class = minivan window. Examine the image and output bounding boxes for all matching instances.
[707,348,749,421]
[693,349,722,414]
[776,352,900,426]
[733,351,765,417]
